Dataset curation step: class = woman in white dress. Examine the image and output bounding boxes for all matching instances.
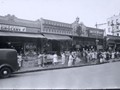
[68,52,74,66]
[61,52,65,64]
[111,51,115,59]
[53,52,58,65]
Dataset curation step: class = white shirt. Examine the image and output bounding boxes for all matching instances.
[53,54,58,62]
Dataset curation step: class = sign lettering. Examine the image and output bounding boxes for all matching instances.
[0,24,26,32]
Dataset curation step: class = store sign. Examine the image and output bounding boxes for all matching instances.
[88,29,104,38]
[0,24,26,32]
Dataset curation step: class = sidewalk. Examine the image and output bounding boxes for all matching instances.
[16,63,89,74]
[15,58,120,74]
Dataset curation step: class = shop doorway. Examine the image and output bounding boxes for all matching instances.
[10,42,23,54]
[52,40,60,55]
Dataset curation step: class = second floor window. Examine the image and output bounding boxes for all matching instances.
[111,20,114,26]
[108,28,111,32]
[116,25,119,29]
[108,21,110,26]
[117,33,119,36]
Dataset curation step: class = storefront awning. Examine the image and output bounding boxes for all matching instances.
[43,34,72,40]
[107,35,120,40]
[0,31,45,38]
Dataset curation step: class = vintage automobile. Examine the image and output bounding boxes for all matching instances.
[0,49,19,78]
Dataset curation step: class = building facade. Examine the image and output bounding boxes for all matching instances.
[0,14,45,60]
[0,14,105,57]
[104,13,120,51]
[107,14,120,36]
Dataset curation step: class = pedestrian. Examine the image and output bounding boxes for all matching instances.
[111,51,115,59]
[97,51,101,64]
[38,53,42,67]
[91,51,95,62]
[53,52,58,65]
[106,51,110,61]
[61,52,65,64]
[75,51,82,64]
[99,53,104,63]
[42,53,47,67]
[72,51,76,65]
[116,51,119,59]
[82,49,87,63]
[68,52,74,66]
[103,51,107,62]
[17,53,23,68]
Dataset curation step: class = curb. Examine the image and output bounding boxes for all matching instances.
[14,63,101,74]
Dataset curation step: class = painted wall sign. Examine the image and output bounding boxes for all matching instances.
[0,24,26,32]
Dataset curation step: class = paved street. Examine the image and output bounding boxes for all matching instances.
[0,62,120,89]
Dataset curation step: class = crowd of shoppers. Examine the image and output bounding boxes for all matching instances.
[17,49,120,68]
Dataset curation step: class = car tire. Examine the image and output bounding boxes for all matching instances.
[0,67,11,78]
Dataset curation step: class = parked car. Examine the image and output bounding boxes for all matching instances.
[0,49,19,78]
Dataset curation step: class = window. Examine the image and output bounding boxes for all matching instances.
[52,29,53,32]
[45,29,47,32]
[116,19,120,25]
[111,20,114,26]
[108,28,110,32]
[108,21,110,26]
[117,33,119,36]
[116,19,118,24]
[116,25,119,29]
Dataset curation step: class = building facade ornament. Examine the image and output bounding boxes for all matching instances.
[72,17,88,37]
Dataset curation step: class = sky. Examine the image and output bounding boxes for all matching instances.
[0,0,120,27]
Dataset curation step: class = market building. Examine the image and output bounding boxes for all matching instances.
[0,14,105,57]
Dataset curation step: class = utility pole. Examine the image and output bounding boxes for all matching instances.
[95,22,107,28]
